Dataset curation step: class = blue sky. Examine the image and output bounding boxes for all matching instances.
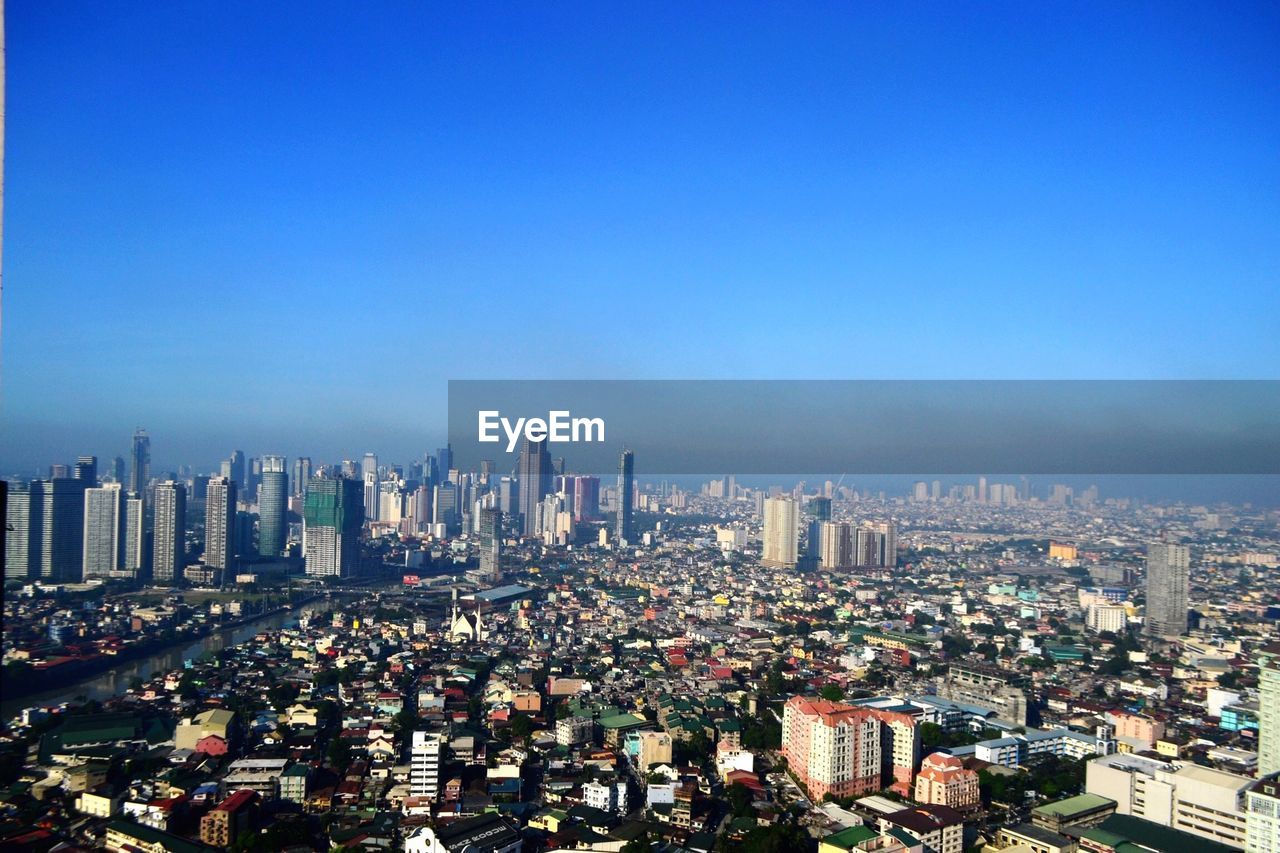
[3,2,1278,472]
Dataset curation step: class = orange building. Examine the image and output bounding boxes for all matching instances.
[781,696,881,801]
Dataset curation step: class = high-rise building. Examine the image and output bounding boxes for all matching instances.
[152,480,187,585]
[498,476,518,516]
[258,456,288,557]
[38,478,89,582]
[819,521,853,569]
[1246,775,1280,853]
[4,481,38,581]
[479,507,502,582]
[616,449,635,545]
[517,438,551,537]
[572,475,600,521]
[303,476,363,578]
[75,455,98,484]
[433,482,458,530]
[292,457,312,497]
[228,449,246,489]
[83,483,126,578]
[123,491,145,578]
[109,456,126,483]
[410,731,445,801]
[205,476,238,571]
[806,496,832,558]
[855,522,898,568]
[781,696,882,801]
[1146,541,1191,638]
[1259,644,1280,778]
[130,429,151,494]
[762,496,799,567]
[435,446,453,486]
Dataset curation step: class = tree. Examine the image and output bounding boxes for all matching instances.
[621,831,652,853]
[510,713,534,741]
[818,683,844,702]
[327,736,352,772]
[726,782,754,817]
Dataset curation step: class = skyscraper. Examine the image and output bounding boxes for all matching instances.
[806,496,832,558]
[479,507,502,582]
[123,491,145,578]
[762,496,799,567]
[303,476,363,577]
[435,446,453,485]
[1145,541,1190,638]
[258,455,288,557]
[130,429,151,494]
[4,481,38,581]
[573,475,600,522]
[204,476,237,572]
[110,456,126,483]
[83,482,126,578]
[75,455,98,483]
[1257,644,1280,777]
[292,457,312,497]
[152,480,187,585]
[227,449,246,486]
[616,449,635,546]
[819,521,853,570]
[39,478,89,581]
[517,437,551,537]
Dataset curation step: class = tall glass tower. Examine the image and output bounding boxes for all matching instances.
[616,448,634,545]
[129,429,151,494]
[258,455,288,558]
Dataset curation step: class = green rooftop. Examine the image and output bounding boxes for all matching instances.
[821,825,879,850]
[1032,793,1115,818]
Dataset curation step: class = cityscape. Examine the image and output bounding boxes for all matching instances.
[3,4,1280,853]
[2,438,1279,853]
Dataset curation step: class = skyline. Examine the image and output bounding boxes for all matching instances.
[3,3,1280,469]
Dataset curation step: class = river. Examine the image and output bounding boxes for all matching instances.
[1,599,337,720]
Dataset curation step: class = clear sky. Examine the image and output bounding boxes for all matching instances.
[2,2,1278,472]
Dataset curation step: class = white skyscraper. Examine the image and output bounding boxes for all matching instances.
[762,496,799,567]
[83,483,125,578]
[1259,645,1280,778]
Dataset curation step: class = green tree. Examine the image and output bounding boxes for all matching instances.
[818,683,844,702]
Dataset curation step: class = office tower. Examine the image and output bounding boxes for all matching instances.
[413,484,432,532]
[1259,645,1280,777]
[573,475,600,522]
[479,507,502,582]
[204,476,237,572]
[4,481,37,581]
[379,481,404,524]
[123,492,145,577]
[109,456,125,483]
[258,456,288,557]
[806,496,832,558]
[1146,541,1190,638]
[361,452,378,480]
[931,480,941,500]
[517,437,551,537]
[362,470,379,522]
[235,511,256,562]
[435,446,452,486]
[152,480,187,585]
[410,731,445,800]
[249,457,263,499]
[762,496,799,567]
[498,476,518,516]
[226,449,245,486]
[219,458,233,480]
[303,476,363,578]
[616,448,635,545]
[130,429,151,493]
[292,457,312,497]
[433,482,458,529]
[977,475,987,503]
[341,458,358,478]
[75,455,98,483]
[83,483,126,578]
[50,463,70,479]
[819,521,853,570]
[37,478,89,581]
